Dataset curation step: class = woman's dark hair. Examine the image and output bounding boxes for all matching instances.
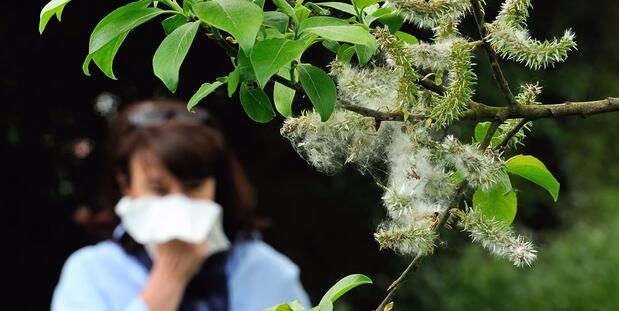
[80,99,257,241]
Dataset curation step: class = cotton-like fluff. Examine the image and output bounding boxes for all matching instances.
[330,61,401,112]
[376,127,458,256]
[441,135,504,190]
[406,38,455,72]
[280,109,377,175]
[456,208,537,267]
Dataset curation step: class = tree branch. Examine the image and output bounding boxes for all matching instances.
[340,98,619,123]
[374,183,467,311]
[497,118,529,150]
[470,0,519,110]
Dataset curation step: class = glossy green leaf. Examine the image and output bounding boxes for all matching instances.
[89,7,165,54]
[264,11,290,33]
[316,2,356,15]
[395,31,418,44]
[272,0,297,26]
[299,16,349,31]
[187,81,225,110]
[321,40,340,53]
[239,83,276,123]
[305,2,331,16]
[297,64,336,121]
[250,38,306,88]
[252,0,266,9]
[317,274,372,310]
[354,44,375,65]
[473,185,518,224]
[352,0,382,10]
[227,67,241,97]
[237,49,256,81]
[474,121,501,147]
[264,300,304,311]
[377,12,404,32]
[299,17,376,49]
[39,0,72,34]
[161,14,187,35]
[273,66,296,117]
[153,21,200,93]
[83,1,154,78]
[84,32,129,79]
[336,44,355,63]
[506,155,560,202]
[295,5,312,25]
[194,0,263,53]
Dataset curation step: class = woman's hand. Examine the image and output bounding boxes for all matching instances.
[153,239,208,283]
[140,240,208,311]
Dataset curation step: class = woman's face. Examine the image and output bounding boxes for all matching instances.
[120,150,216,200]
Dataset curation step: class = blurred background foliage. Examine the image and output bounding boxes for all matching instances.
[5,1,619,310]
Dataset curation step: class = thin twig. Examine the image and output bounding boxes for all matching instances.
[374,183,467,311]
[497,119,529,150]
[480,120,502,149]
[470,0,519,110]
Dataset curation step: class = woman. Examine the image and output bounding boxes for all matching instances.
[51,100,310,311]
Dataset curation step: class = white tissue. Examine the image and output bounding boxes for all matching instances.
[115,194,230,259]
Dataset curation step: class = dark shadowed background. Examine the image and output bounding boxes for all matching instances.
[5,1,619,310]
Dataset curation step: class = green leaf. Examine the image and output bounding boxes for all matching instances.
[237,49,256,81]
[161,14,187,35]
[473,185,518,225]
[194,0,264,53]
[474,121,501,147]
[153,21,200,93]
[395,31,418,44]
[227,67,241,97]
[297,64,336,121]
[321,40,341,53]
[377,12,404,32]
[315,2,356,15]
[299,16,349,31]
[83,1,155,78]
[299,17,376,49]
[39,0,71,34]
[82,32,130,79]
[272,0,298,26]
[239,83,276,123]
[317,274,372,310]
[354,44,375,65]
[250,38,306,88]
[336,44,355,63]
[273,66,296,117]
[264,11,290,33]
[264,300,305,311]
[294,5,312,26]
[352,0,382,10]
[506,155,560,202]
[89,7,166,55]
[365,7,391,25]
[305,2,331,16]
[252,0,266,9]
[187,80,225,110]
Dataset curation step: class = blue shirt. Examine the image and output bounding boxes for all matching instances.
[51,236,311,311]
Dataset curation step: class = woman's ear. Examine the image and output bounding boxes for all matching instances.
[116,172,130,196]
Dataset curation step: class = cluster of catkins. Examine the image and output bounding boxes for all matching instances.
[282,0,572,267]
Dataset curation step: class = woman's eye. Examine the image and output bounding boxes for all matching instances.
[150,184,168,195]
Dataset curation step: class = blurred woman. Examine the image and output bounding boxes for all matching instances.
[51,100,310,311]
